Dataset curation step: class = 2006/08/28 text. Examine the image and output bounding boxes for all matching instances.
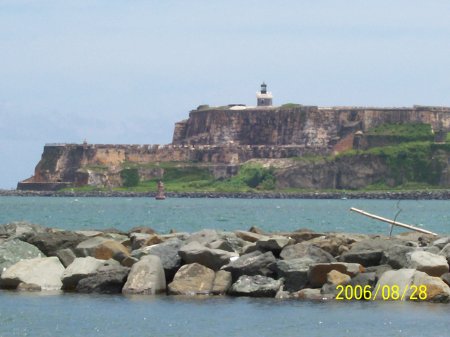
[335,284,427,301]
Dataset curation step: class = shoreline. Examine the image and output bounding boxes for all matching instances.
[1,222,449,301]
[2,189,450,199]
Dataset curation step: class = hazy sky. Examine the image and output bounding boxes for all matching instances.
[1,0,450,188]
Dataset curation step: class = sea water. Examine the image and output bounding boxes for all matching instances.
[1,196,450,234]
[1,197,450,336]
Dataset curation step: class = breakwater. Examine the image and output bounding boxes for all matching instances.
[1,221,450,302]
[3,189,450,200]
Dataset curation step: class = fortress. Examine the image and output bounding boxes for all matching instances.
[17,84,450,191]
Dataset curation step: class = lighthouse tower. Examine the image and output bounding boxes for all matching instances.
[256,82,273,107]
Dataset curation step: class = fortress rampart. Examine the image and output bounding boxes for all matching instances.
[17,104,450,190]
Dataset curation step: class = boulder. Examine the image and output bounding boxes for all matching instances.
[375,269,450,302]
[280,243,335,263]
[208,239,235,252]
[185,229,221,246]
[308,262,363,288]
[255,236,291,254]
[228,275,282,297]
[441,273,450,287]
[127,226,156,235]
[380,245,416,269]
[120,256,139,267]
[133,238,183,282]
[61,257,106,290]
[168,263,215,295]
[270,258,313,292]
[56,248,76,267]
[122,255,166,295]
[17,282,41,292]
[432,237,450,250]
[439,243,450,264]
[25,231,88,257]
[327,270,351,285]
[346,272,377,288]
[339,250,382,267]
[76,265,130,294]
[373,268,416,296]
[292,288,328,300]
[349,237,409,252]
[288,229,326,243]
[406,251,449,277]
[179,241,238,271]
[129,233,154,250]
[394,232,435,247]
[0,221,48,240]
[365,264,393,279]
[1,257,64,290]
[0,239,45,274]
[306,234,358,256]
[211,270,232,295]
[234,230,267,243]
[320,270,351,295]
[75,237,130,262]
[221,251,276,280]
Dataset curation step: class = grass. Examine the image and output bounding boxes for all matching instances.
[365,123,434,142]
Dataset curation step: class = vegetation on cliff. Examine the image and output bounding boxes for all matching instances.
[64,123,450,194]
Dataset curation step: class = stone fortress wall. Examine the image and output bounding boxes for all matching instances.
[17,104,450,190]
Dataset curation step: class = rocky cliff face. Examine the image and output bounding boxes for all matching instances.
[173,105,450,150]
[18,104,450,190]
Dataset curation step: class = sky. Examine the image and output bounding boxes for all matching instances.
[1,0,450,188]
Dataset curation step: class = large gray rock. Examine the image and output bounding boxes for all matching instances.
[76,264,129,294]
[134,238,183,282]
[168,263,215,295]
[1,257,64,290]
[212,270,232,295]
[207,234,247,254]
[306,233,366,257]
[349,237,409,252]
[380,245,416,269]
[185,229,221,246]
[439,243,450,264]
[0,239,45,274]
[432,237,450,250]
[25,231,88,257]
[339,250,382,267]
[288,229,326,243]
[255,236,291,254]
[221,251,276,280]
[375,269,450,302]
[270,258,313,292]
[122,255,166,295]
[234,230,267,243]
[280,243,335,263]
[61,257,107,290]
[0,222,48,240]
[365,264,393,279]
[346,272,377,287]
[228,275,282,297]
[292,288,326,300]
[179,241,238,271]
[129,233,150,250]
[56,248,77,267]
[406,251,449,277]
[308,262,363,288]
[75,237,130,261]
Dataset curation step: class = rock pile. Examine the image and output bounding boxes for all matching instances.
[1,221,450,302]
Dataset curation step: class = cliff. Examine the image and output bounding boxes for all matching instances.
[17,104,450,191]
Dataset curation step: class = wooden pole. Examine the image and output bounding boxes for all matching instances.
[350,207,438,236]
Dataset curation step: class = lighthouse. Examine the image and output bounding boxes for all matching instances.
[256,82,273,107]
